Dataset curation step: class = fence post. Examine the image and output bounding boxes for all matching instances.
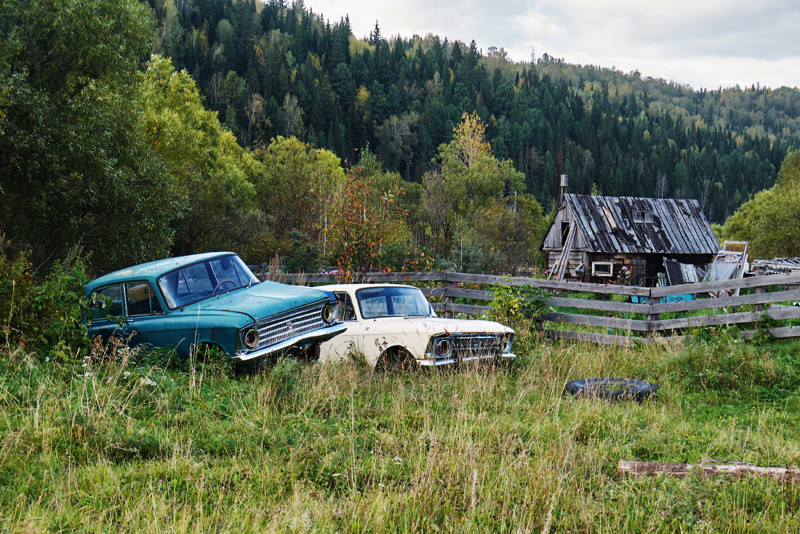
[754,285,765,312]
[646,287,659,338]
[443,272,455,318]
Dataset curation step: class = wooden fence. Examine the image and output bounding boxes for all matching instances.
[266,270,800,345]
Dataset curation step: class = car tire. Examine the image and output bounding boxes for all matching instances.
[376,348,418,374]
[563,377,658,402]
[299,343,321,362]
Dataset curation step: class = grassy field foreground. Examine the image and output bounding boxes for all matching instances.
[2,329,800,532]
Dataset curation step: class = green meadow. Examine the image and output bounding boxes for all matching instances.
[2,327,800,532]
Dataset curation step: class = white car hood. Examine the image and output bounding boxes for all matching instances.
[375,316,513,335]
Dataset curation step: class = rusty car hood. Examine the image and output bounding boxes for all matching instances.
[192,280,328,319]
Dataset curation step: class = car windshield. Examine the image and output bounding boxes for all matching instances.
[157,255,259,309]
[356,286,433,319]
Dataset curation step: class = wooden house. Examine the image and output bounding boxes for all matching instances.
[542,193,720,284]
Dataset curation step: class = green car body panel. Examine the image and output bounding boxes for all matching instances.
[83,252,345,363]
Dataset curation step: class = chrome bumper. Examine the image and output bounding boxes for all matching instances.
[418,351,516,367]
[232,323,346,363]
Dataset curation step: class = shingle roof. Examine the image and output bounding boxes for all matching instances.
[565,194,719,255]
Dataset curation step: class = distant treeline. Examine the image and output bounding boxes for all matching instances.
[149,0,799,222]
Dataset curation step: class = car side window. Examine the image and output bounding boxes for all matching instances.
[90,284,123,321]
[335,292,357,321]
[125,282,163,316]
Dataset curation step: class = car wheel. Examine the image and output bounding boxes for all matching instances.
[193,343,227,362]
[299,343,321,362]
[376,348,418,374]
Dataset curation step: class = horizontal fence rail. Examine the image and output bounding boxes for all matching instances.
[263,270,800,345]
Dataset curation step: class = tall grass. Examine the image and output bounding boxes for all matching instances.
[2,329,800,532]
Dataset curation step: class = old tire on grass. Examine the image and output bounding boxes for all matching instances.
[564,378,658,402]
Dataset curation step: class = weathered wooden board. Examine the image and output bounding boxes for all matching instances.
[649,289,800,314]
[419,287,447,298]
[619,460,800,482]
[649,271,800,298]
[543,311,649,331]
[547,296,650,314]
[544,329,645,346]
[444,272,650,296]
[650,306,800,331]
[277,271,447,284]
[444,288,651,315]
[449,303,492,315]
[741,325,800,340]
[443,287,495,301]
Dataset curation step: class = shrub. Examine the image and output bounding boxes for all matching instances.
[0,239,89,359]
[486,280,548,328]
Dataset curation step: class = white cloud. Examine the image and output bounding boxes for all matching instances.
[304,0,800,89]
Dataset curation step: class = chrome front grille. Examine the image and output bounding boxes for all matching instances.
[449,334,505,360]
[255,303,326,349]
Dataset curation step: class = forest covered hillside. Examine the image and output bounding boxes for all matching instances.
[3,0,800,275]
[148,0,799,221]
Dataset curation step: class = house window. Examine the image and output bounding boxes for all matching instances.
[633,210,654,224]
[592,262,614,277]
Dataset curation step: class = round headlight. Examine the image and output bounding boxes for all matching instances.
[435,338,451,357]
[243,327,260,349]
[322,303,336,324]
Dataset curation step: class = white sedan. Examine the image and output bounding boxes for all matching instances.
[317,284,515,370]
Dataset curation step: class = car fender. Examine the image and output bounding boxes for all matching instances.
[164,309,254,358]
[360,319,432,365]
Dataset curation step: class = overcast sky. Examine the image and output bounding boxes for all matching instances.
[303,0,800,90]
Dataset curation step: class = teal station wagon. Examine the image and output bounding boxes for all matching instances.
[83,252,346,364]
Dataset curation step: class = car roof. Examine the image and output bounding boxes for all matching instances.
[86,252,237,292]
